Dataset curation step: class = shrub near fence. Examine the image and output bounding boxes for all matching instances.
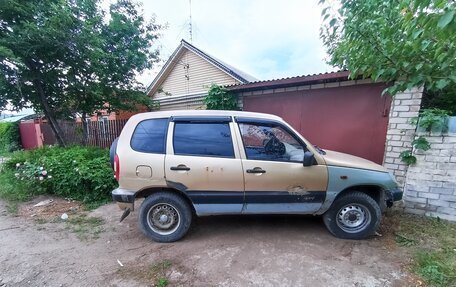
[0,122,21,153]
[4,146,116,206]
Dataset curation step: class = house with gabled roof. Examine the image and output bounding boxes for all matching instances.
[146,39,256,110]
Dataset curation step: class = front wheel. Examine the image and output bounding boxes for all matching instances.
[139,192,192,242]
[323,192,381,240]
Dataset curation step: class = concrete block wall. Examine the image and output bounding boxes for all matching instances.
[383,87,423,188]
[403,132,456,221]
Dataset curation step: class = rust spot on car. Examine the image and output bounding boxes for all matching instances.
[287,186,310,195]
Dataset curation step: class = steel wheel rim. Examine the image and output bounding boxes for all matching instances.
[336,203,371,234]
[147,203,181,236]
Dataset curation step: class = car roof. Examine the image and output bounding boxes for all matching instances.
[130,110,283,121]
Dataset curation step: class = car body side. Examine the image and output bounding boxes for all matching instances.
[112,110,401,216]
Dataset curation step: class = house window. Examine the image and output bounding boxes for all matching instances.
[99,116,109,137]
[173,122,234,158]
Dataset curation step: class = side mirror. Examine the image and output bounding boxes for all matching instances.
[303,151,315,167]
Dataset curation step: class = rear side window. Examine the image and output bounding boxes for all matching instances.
[173,123,234,157]
[131,118,168,153]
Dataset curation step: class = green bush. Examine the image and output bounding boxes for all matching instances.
[204,84,238,110]
[0,122,21,153]
[3,146,116,207]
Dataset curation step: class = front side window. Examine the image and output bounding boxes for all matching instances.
[173,122,234,157]
[131,118,168,153]
[239,122,305,162]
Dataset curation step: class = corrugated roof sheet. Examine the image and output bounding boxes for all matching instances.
[0,114,36,123]
[226,70,351,91]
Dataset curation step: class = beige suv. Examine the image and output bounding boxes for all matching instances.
[111,110,401,242]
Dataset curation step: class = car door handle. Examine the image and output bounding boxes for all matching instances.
[246,168,266,174]
[170,165,190,171]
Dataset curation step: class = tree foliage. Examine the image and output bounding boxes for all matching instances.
[422,86,456,115]
[0,0,161,145]
[320,0,456,95]
[204,84,238,110]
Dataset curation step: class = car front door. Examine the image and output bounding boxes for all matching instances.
[235,118,328,214]
[165,116,244,215]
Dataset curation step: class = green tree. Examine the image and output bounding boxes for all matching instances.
[204,84,238,110]
[0,0,161,145]
[320,0,456,95]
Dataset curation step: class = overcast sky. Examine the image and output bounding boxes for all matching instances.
[137,0,335,85]
[5,0,334,115]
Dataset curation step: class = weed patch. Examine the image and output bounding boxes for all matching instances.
[117,259,173,286]
[150,260,172,286]
[0,170,45,214]
[66,214,104,241]
[395,233,417,247]
[414,249,456,287]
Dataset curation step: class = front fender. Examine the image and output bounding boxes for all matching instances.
[316,166,398,214]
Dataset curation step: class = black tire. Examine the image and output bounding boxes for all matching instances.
[139,192,192,243]
[323,191,381,240]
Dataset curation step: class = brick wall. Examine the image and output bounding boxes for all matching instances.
[403,130,456,221]
[383,87,423,188]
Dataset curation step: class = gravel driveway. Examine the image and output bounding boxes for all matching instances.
[0,199,413,286]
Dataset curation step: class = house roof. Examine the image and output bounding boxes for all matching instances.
[0,114,36,123]
[226,70,352,92]
[146,39,257,96]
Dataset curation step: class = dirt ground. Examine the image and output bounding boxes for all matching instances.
[0,197,418,287]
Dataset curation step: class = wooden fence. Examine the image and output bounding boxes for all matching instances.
[41,119,128,148]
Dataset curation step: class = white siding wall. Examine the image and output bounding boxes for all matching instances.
[153,49,240,98]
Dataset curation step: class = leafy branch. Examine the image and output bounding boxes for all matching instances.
[204,84,238,110]
[400,109,450,165]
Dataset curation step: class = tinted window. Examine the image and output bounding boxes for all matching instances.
[173,123,234,157]
[131,118,168,153]
[239,122,305,162]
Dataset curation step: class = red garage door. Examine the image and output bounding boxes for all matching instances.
[242,83,391,164]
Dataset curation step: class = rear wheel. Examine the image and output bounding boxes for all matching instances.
[139,192,192,242]
[323,192,381,240]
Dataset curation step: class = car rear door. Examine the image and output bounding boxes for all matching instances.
[234,117,328,214]
[165,116,244,215]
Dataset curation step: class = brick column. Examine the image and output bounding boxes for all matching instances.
[383,87,423,188]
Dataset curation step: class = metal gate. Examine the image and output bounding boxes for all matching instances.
[242,83,391,164]
[19,120,42,149]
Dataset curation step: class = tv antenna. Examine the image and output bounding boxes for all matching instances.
[188,0,193,43]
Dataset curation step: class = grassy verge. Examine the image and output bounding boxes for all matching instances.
[390,211,456,287]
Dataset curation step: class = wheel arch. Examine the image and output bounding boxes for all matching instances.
[334,185,387,211]
[136,187,197,215]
